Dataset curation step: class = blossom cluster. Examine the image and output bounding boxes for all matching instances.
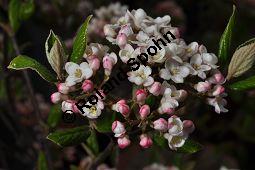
[50,4,228,150]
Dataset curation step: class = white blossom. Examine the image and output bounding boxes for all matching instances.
[127,65,154,86]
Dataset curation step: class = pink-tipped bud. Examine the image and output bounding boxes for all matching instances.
[116,33,127,47]
[195,81,211,92]
[112,121,126,138]
[139,134,153,148]
[163,108,175,115]
[153,118,168,131]
[112,100,130,117]
[88,57,100,71]
[117,135,131,149]
[51,92,68,104]
[103,55,114,70]
[183,120,195,134]
[61,100,74,112]
[57,83,70,94]
[213,73,225,84]
[212,85,225,96]
[136,89,147,104]
[148,82,161,96]
[139,105,150,119]
[82,80,94,92]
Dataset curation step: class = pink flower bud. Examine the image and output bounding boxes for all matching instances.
[195,81,211,92]
[117,135,131,149]
[148,82,161,96]
[112,121,126,137]
[163,108,175,115]
[82,80,94,92]
[212,85,225,96]
[136,89,147,104]
[61,100,74,112]
[112,100,130,117]
[116,33,127,47]
[153,118,168,131]
[139,134,153,148]
[88,57,100,71]
[139,105,150,119]
[213,73,225,84]
[57,83,70,94]
[51,92,68,104]
[183,120,195,134]
[103,55,114,70]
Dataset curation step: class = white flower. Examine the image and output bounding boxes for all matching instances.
[189,54,211,79]
[119,44,141,63]
[164,133,188,150]
[82,100,104,119]
[148,46,166,64]
[132,31,150,47]
[207,96,228,114]
[84,43,109,59]
[202,53,218,69]
[168,116,183,136]
[127,9,148,28]
[185,42,199,58]
[160,81,187,101]
[157,88,179,114]
[160,59,190,83]
[127,65,154,86]
[65,62,93,86]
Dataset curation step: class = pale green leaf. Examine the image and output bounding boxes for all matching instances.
[218,5,236,63]
[8,55,57,82]
[227,38,255,80]
[70,15,92,63]
[47,126,90,147]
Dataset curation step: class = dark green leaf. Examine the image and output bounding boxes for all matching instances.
[47,126,90,147]
[8,55,57,82]
[218,5,236,63]
[153,133,167,148]
[8,0,20,32]
[229,76,255,90]
[86,129,99,155]
[37,151,48,170]
[177,140,202,154]
[19,0,34,20]
[95,112,115,133]
[70,15,92,63]
[47,104,62,128]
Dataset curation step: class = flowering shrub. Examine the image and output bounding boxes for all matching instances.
[7,2,255,168]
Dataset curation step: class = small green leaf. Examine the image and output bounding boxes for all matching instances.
[177,140,202,154]
[8,0,21,32]
[8,55,57,82]
[86,129,99,155]
[153,133,168,148]
[19,0,34,20]
[47,104,62,128]
[218,5,236,63]
[70,15,92,63]
[229,76,255,90]
[37,151,48,170]
[47,126,90,147]
[95,112,115,133]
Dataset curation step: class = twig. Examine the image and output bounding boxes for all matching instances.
[89,140,115,170]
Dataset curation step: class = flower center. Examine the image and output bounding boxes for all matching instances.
[74,69,82,78]
[89,106,97,115]
[170,68,179,75]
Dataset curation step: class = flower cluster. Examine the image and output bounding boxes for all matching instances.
[49,7,228,150]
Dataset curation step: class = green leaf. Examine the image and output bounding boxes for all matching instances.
[218,5,236,63]
[8,55,57,82]
[229,76,255,90]
[70,15,92,63]
[45,30,67,80]
[70,165,78,170]
[95,111,115,133]
[47,104,62,128]
[47,126,90,147]
[19,0,34,20]
[153,133,168,148]
[37,151,48,170]
[8,0,21,32]
[177,140,202,154]
[86,129,99,155]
